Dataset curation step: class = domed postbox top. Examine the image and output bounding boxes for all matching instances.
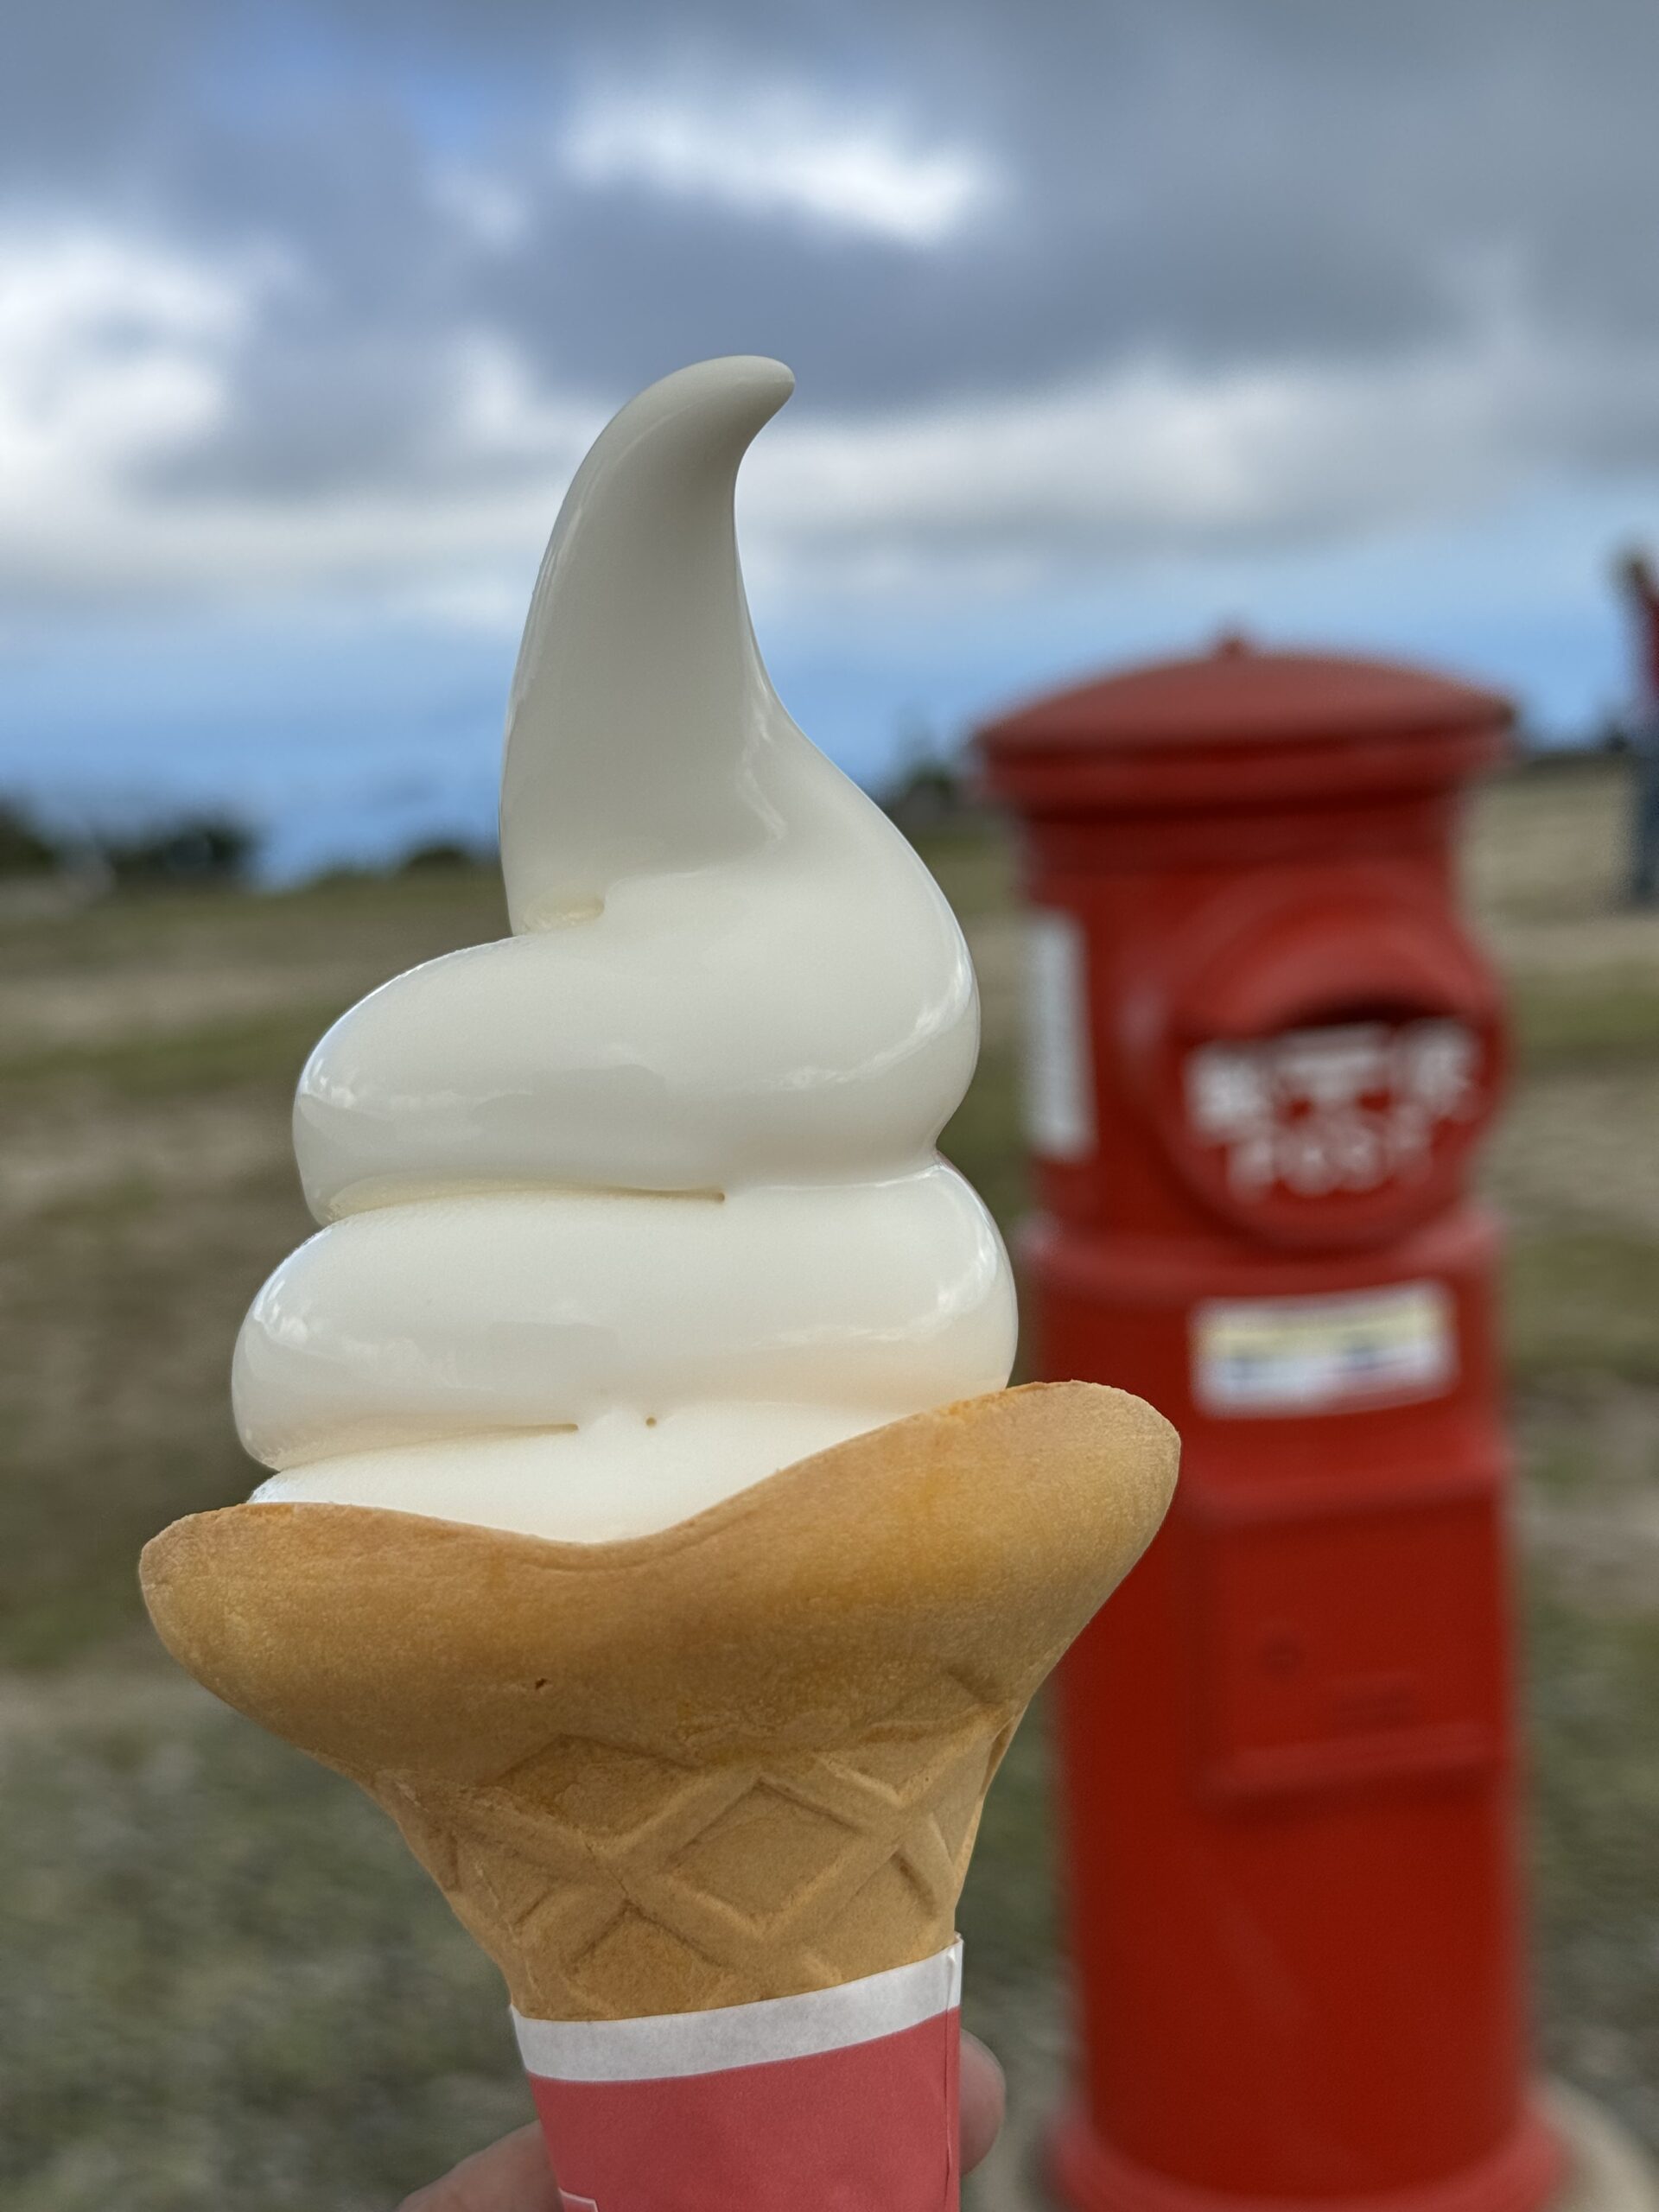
[976,633,1511,812]
[979,633,1510,750]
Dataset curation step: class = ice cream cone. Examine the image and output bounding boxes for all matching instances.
[141,1382,1176,2023]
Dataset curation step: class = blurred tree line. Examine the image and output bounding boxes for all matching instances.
[0,798,254,888]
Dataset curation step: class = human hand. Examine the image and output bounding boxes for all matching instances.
[398,2031,1007,2209]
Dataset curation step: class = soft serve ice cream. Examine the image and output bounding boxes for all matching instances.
[235,356,1015,1542]
[143,355,1179,2210]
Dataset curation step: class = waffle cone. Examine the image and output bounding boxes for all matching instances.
[141,1382,1176,2020]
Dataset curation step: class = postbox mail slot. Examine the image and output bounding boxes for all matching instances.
[1191,1491,1507,1802]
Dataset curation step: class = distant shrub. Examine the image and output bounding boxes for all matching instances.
[0,799,62,875]
[880,757,981,836]
[398,838,484,873]
[100,815,256,887]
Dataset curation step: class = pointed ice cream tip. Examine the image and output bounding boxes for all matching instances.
[500,355,799,931]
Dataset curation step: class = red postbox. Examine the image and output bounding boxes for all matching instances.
[977,639,1565,2212]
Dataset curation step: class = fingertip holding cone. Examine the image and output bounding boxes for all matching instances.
[141,1382,1177,2022]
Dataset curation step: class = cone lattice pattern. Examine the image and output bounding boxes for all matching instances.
[142,1383,1178,2020]
[377,1671,1015,2018]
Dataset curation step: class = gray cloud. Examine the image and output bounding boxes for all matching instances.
[5,0,1659,608]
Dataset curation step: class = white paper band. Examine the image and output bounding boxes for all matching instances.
[514,1939,963,2083]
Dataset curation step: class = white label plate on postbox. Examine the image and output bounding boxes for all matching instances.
[1021,909,1095,1160]
[1192,1281,1455,1415]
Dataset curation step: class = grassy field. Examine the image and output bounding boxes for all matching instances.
[2,760,1656,2204]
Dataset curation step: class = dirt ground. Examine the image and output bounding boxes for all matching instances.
[1,760,1656,2207]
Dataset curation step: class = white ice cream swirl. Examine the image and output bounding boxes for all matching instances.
[237,358,1015,1541]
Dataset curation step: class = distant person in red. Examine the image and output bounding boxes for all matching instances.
[1616,545,1659,903]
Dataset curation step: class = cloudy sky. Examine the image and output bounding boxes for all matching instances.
[5,0,1659,872]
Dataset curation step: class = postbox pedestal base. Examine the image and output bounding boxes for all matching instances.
[1047,2100,1566,2212]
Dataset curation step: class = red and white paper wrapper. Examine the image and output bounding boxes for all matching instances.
[513,1938,964,2210]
